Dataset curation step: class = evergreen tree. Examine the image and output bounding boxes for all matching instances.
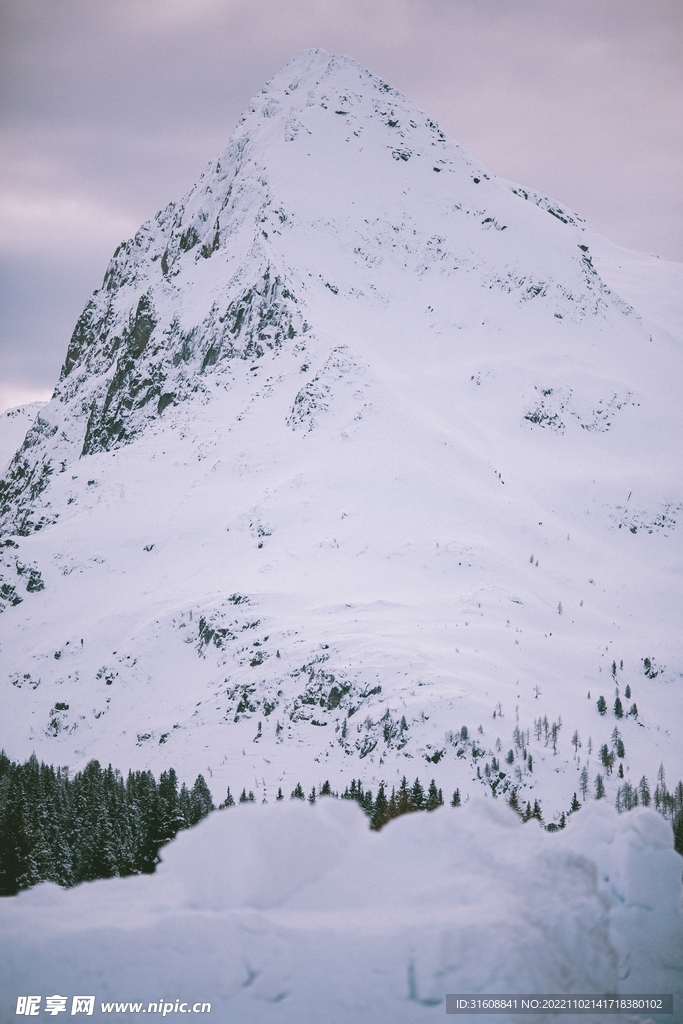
[219,787,235,808]
[25,758,73,888]
[595,774,606,799]
[426,780,443,811]
[105,764,133,876]
[276,787,284,801]
[624,684,631,699]
[599,744,615,774]
[127,769,160,873]
[178,783,192,824]
[451,788,462,808]
[188,775,214,825]
[397,776,412,814]
[675,781,683,814]
[70,761,106,883]
[579,766,589,801]
[410,778,425,810]
[360,785,375,817]
[320,781,332,796]
[674,808,683,856]
[157,768,186,844]
[638,776,650,807]
[614,696,624,718]
[91,804,119,880]
[619,782,638,811]
[291,783,305,800]
[370,782,389,831]
[569,792,581,813]
[597,696,607,715]
[0,770,34,894]
[41,770,74,887]
[308,787,316,804]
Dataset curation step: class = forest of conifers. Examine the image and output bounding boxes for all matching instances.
[1,751,681,897]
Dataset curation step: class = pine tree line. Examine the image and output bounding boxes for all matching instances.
[342,775,445,831]
[3,749,680,900]
[220,776,445,832]
[505,769,683,853]
[614,766,683,854]
[0,752,213,896]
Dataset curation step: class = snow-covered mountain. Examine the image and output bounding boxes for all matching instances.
[1,48,681,821]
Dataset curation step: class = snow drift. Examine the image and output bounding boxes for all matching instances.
[1,798,681,1022]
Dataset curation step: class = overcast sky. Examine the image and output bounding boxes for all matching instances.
[1,0,681,413]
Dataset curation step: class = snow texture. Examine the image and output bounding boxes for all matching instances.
[1,798,681,1023]
[0,47,682,823]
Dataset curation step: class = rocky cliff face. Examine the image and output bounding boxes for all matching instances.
[0,50,680,815]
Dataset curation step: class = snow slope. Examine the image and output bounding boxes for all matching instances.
[0,49,681,823]
[1,798,681,1023]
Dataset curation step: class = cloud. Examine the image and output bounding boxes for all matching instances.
[0,179,137,262]
[0,383,52,418]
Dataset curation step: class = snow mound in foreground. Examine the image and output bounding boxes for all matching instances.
[1,800,681,1022]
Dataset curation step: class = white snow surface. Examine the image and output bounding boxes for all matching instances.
[1,797,681,1023]
[0,48,682,821]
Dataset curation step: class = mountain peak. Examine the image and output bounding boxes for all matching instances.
[259,47,389,100]
[0,50,630,534]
